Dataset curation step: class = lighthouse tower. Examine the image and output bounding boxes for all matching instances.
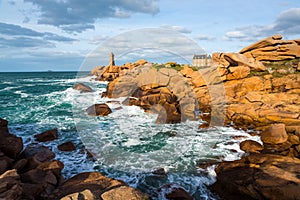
[109,52,115,66]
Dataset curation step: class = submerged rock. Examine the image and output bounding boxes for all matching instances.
[86,103,112,116]
[34,128,58,142]
[58,141,76,152]
[158,184,193,200]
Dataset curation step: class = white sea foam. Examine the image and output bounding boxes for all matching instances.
[14,90,29,98]
[66,75,99,83]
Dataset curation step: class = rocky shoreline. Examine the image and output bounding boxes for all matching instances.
[88,35,300,199]
[1,34,300,200]
[211,123,300,200]
[0,117,150,200]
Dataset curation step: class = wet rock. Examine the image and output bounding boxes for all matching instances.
[36,160,64,178]
[86,103,112,116]
[73,83,93,93]
[12,159,27,172]
[0,155,13,175]
[20,168,58,198]
[0,132,23,159]
[159,184,193,200]
[152,168,167,176]
[261,124,288,144]
[22,144,55,170]
[21,183,44,200]
[0,117,8,127]
[20,160,64,199]
[0,118,8,134]
[240,140,263,153]
[34,128,58,142]
[0,169,22,200]
[199,122,209,129]
[58,141,76,152]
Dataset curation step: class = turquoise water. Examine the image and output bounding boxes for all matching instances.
[0,72,260,199]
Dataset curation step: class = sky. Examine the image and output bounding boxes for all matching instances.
[0,0,300,72]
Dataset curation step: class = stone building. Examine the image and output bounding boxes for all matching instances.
[192,54,212,67]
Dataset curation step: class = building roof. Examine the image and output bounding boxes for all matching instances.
[193,54,211,59]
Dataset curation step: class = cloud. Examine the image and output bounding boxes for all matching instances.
[0,37,54,48]
[23,0,160,32]
[160,24,192,34]
[272,8,300,35]
[223,8,300,41]
[195,34,216,41]
[44,33,77,42]
[0,22,77,47]
[0,22,43,37]
[60,24,95,33]
[89,35,110,45]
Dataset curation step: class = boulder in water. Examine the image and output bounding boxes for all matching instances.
[240,140,263,153]
[158,184,193,200]
[58,141,76,152]
[73,83,93,93]
[34,128,58,142]
[86,103,112,116]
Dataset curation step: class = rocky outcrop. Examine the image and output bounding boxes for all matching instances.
[86,103,112,116]
[105,64,198,123]
[212,122,300,200]
[73,83,93,93]
[0,118,150,200]
[179,37,300,129]
[240,34,300,61]
[90,59,147,82]
[212,153,300,200]
[51,172,150,200]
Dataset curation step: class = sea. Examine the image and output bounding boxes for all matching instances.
[0,71,260,200]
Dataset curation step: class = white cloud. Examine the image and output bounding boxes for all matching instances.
[195,34,216,41]
[223,8,300,42]
[160,24,192,34]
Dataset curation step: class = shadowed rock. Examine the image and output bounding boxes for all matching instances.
[34,129,58,142]
[86,103,112,116]
[73,83,93,93]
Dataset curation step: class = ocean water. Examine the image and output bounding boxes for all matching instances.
[0,71,260,199]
